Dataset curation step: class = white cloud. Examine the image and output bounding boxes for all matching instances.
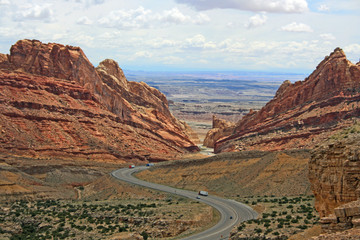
[193,13,211,24]
[281,22,313,32]
[145,35,218,51]
[162,56,184,64]
[128,51,153,61]
[175,0,308,13]
[0,27,26,38]
[0,0,9,5]
[0,0,357,72]
[69,0,105,7]
[135,51,153,58]
[13,4,54,22]
[318,4,330,12]
[344,44,360,54]
[245,14,268,29]
[98,7,152,29]
[320,33,335,41]
[73,34,94,47]
[84,0,105,4]
[76,16,93,25]
[159,8,210,25]
[183,34,217,50]
[148,38,177,49]
[343,44,360,64]
[98,7,210,29]
[159,8,191,24]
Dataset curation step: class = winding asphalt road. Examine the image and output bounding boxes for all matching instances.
[111,166,257,240]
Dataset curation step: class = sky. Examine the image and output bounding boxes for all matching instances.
[0,0,359,73]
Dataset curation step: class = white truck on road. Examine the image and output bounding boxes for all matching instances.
[198,191,208,196]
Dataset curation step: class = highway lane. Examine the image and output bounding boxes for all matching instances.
[111,166,257,240]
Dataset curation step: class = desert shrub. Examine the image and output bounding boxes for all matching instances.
[238,224,245,231]
[291,219,299,223]
[298,225,308,230]
[141,231,149,240]
[254,228,262,233]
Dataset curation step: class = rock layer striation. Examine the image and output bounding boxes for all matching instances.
[204,48,360,152]
[309,128,360,235]
[0,39,198,162]
[309,133,360,218]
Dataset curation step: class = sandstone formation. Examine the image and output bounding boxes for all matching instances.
[0,39,199,163]
[203,115,235,148]
[312,228,360,240]
[318,200,360,234]
[309,132,360,218]
[309,127,360,235]
[205,48,360,153]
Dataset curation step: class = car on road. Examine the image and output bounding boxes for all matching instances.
[196,196,201,199]
[129,165,135,168]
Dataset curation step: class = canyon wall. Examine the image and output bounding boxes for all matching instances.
[309,132,360,218]
[309,127,360,235]
[203,115,235,148]
[0,39,199,163]
[204,48,360,153]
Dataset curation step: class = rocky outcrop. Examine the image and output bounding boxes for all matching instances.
[309,127,360,235]
[312,228,360,240]
[319,200,360,234]
[0,39,198,162]
[209,48,360,153]
[309,132,360,218]
[203,115,235,148]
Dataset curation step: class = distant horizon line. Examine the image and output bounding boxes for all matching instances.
[122,68,311,76]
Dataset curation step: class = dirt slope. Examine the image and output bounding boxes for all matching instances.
[137,150,312,197]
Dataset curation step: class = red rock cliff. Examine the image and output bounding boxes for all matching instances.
[212,48,360,153]
[309,132,360,218]
[309,128,360,235]
[0,39,199,162]
[203,115,235,148]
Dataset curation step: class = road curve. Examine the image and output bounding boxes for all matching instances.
[111,166,257,240]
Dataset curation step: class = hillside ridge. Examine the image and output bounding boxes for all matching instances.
[204,48,360,153]
[0,39,199,162]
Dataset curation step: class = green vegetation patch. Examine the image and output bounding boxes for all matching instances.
[234,195,319,239]
[0,197,209,240]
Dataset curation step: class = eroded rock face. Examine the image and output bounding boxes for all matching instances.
[203,115,235,148]
[211,48,360,153]
[309,131,360,235]
[309,133,360,218]
[0,39,199,162]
